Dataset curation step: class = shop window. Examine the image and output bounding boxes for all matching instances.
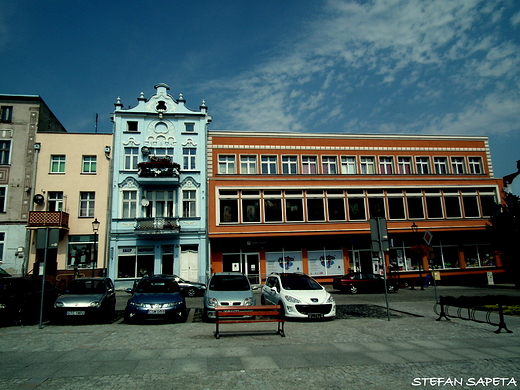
[432,245,460,269]
[327,198,345,221]
[464,244,494,268]
[463,196,480,217]
[388,197,405,220]
[242,199,260,222]
[444,196,462,218]
[285,198,303,222]
[265,251,303,274]
[307,249,345,276]
[220,199,238,223]
[348,197,366,220]
[117,247,154,278]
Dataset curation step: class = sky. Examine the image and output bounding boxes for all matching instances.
[1,0,519,194]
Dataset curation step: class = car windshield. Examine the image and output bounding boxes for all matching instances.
[136,279,180,294]
[209,275,250,291]
[66,280,106,294]
[280,275,322,290]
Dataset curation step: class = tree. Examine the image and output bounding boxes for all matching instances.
[487,192,520,287]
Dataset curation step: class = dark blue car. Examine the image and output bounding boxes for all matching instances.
[124,277,187,323]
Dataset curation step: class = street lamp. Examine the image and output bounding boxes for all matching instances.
[92,218,100,277]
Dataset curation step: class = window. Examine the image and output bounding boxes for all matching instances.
[143,190,175,218]
[0,106,13,123]
[185,123,195,132]
[433,157,448,174]
[0,141,10,165]
[307,192,325,221]
[451,157,465,174]
[285,191,304,222]
[0,187,5,212]
[182,190,196,218]
[445,195,462,218]
[218,155,235,174]
[388,197,405,220]
[415,157,430,174]
[82,156,97,174]
[242,195,260,223]
[327,198,346,221]
[341,156,357,174]
[183,148,196,170]
[127,121,138,131]
[302,156,317,174]
[468,157,483,174]
[240,155,257,174]
[425,191,443,218]
[79,192,95,217]
[0,232,4,262]
[462,194,480,217]
[379,157,394,174]
[149,147,174,158]
[124,147,139,170]
[282,156,298,174]
[322,156,337,174]
[264,195,282,222]
[397,157,412,174]
[368,197,385,218]
[68,235,97,268]
[48,192,63,211]
[261,156,277,174]
[347,197,366,220]
[360,157,375,174]
[220,198,238,223]
[50,155,66,173]
[122,190,137,218]
[406,191,424,219]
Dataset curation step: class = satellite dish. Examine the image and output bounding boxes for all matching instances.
[33,194,45,205]
[141,199,150,207]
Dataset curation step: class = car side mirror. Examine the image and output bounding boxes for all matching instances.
[252,285,259,290]
[270,287,278,293]
[125,287,133,294]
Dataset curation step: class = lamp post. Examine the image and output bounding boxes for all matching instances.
[410,223,424,290]
[92,218,100,277]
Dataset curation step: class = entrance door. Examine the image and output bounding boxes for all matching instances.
[180,246,198,281]
[222,253,260,284]
[350,250,373,274]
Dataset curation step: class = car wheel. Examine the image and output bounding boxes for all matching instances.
[186,288,196,297]
[349,285,358,294]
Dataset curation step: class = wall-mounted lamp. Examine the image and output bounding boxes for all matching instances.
[141,146,150,156]
[410,222,418,233]
[33,143,41,151]
[104,146,111,159]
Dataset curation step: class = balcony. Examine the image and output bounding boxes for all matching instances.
[27,211,69,229]
[137,157,180,180]
[135,217,180,236]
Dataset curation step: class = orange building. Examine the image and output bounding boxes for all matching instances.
[207,131,504,286]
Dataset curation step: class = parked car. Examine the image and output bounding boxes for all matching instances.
[53,277,116,322]
[0,267,11,277]
[261,273,335,319]
[152,274,206,297]
[0,277,61,326]
[333,272,399,294]
[203,272,256,321]
[124,276,187,323]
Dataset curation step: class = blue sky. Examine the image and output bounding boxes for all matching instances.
[1,0,519,194]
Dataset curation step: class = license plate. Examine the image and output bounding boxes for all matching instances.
[66,311,85,316]
[308,313,324,319]
[148,310,165,314]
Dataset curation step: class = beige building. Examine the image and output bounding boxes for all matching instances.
[0,95,66,276]
[27,132,113,288]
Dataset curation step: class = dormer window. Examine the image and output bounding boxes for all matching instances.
[185,123,195,132]
[127,121,138,132]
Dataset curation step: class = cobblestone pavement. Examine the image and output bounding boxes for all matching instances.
[0,288,519,390]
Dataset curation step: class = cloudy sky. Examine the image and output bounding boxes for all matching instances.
[1,0,519,193]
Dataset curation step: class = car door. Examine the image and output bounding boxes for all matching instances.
[263,276,278,305]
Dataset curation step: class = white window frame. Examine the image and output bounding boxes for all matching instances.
[379,156,394,174]
[124,147,139,170]
[182,189,197,218]
[0,140,11,165]
[79,192,95,217]
[302,156,317,174]
[341,156,357,174]
[360,156,375,174]
[50,155,66,173]
[397,157,412,174]
[468,157,483,174]
[240,155,257,174]
[122,190,138,219]
[322,156,338,174]
[261,156,277,174]
[415,157,430,174]
[183,148,196,170]
[218,155,236,174]
[82,155,97,174]
[282,155,298,174]
[451,157,465,174]
[434,157,448,175]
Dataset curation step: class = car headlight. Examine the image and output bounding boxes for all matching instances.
[206,297,218,307]
[244,297,254,306]
[89,302,101,308]
[326,295,335,303]
[54,302,64,308]
[164,301,184,308]
[129,301,145,307]
[284,295,301,304]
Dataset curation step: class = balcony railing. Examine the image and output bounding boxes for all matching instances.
[27,211,69,228]
[137,158,180,178]
[135,217,180,234]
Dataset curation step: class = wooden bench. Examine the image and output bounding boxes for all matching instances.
[214,305,285,339]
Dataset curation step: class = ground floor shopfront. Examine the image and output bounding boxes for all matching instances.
[209,230,503,286]
[107,233,208,290]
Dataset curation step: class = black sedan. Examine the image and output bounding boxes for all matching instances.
[124,276,187,323]
[0,277,61,326]
[153,274,206,297]
[333,272,399,294]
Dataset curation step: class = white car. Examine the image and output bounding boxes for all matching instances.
[261,273,335,319]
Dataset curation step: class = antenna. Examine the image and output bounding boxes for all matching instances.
[95,113,98,133]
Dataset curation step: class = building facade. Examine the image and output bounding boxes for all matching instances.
[0,95,67,276]
[26,132,113,288]
[108,84,211,289]
[207,131,505,285]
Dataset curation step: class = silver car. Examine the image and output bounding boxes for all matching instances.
[203,272,256,321]
[53,277,116,323]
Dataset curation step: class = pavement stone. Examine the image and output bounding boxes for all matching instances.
[0,293,519,389]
